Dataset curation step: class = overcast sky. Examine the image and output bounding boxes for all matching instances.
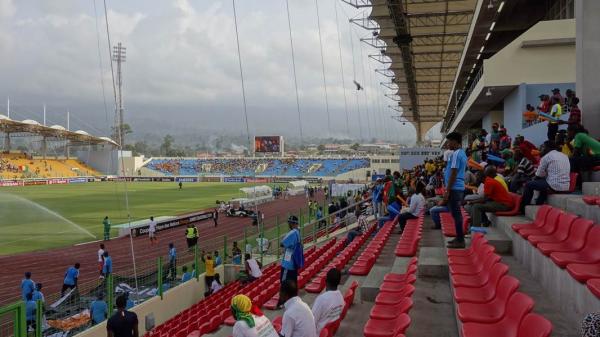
[0,0,442,144]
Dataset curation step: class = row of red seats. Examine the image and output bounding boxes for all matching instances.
[306,224,377,293]
[448,234,553,337]
[349,221,395,275]
[263,238,341,310]
[271,281,360,337]
[512,205,600,298]
[362,257,418,337]
[395,216,424,256]
[147,241,335,336]
[441,208,469,237]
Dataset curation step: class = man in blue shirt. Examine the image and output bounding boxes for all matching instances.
[32,283,44,304]
[61,263,80,296]
[214,251,222,267]
[372,179,383,218]
[21,272,35,301]
[102,252,113,277]
[181,266,192,282]
[25,293,36,331]
[90,293,108,325]
[280,215,303,284]
[168,243,177,281]
[441,132,467,248]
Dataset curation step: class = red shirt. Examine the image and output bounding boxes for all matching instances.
[519,140,537,162]
[484,177,514,208]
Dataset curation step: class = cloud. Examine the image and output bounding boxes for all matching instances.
[0,0,418,144]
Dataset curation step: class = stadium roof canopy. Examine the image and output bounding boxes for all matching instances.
[346,0,477,141]
[0,114,117,146]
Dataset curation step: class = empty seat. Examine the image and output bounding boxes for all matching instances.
[450,250,499,275]
[517,209,561,239]
[452,262,508,288]
[363,314,411,337]
[375,285,415,305]
[566,263,600,283]
[536,218,592,256]
[550,226,600,268]
[517,313,553,337]
[526,213,577,246]
[587,279,600,298]
[369,298,413,320]
[511,205,551,232]
[461,293,534,337]
[457,285,523,324]
[453,273,518,304]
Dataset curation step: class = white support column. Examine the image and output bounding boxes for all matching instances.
[576,0,600,137]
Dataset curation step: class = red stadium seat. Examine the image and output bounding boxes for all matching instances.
[452,262,509,288]
[536,218,593,256]
[369,297,413,320]
[587,279,600,298]
[375,285,416,305]
[447,233,487,257]
[517,314,553,337]
[567,263,600,283]
[457,284,522,324]
[526,212,577,246]
[511,205,553,232]
[450,250,500,275]
[517,208,560,239]
[550,226,600,268]
[454,274,519,306]
[461,293,534,337]
[363,314,411,337]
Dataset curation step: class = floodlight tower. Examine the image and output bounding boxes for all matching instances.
[112,42,126,147]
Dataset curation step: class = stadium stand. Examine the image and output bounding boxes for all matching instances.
[0,153,100,178]
[143,158,370,177]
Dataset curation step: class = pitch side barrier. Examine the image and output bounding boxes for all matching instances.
[0,177,93,187]
[127,210,214,237]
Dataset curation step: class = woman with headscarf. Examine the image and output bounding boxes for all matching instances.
[231,295,278,337]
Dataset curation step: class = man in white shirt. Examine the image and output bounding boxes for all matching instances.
[396,183,426,233]
[148,216,157,244]
[280,280,317,337]
[242,253,263,284]
[256,234,270,254]
[519,140,571,213]
[311,269,345,335]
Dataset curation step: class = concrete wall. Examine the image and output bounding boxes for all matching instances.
[73,148,118,175]
[484,19,576,87]
[75,265,224,337]
[576,0,600,138]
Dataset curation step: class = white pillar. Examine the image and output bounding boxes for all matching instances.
[576,0,600,137]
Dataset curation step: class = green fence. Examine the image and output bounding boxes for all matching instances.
[0,196,372,337]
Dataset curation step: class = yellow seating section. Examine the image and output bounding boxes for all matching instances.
[0,153,101,179]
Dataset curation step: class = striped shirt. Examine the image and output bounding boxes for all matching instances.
[536,150,570,191]
[517,157,536,178]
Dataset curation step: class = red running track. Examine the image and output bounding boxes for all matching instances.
[0,194,321,305]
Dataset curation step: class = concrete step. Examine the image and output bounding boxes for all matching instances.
[482,226,512,255]
[566,197,600,223]
[582,171,600,183]
[547,194,580,210]
[583,181,600,196]
[417,247,448,278]
[525,205,541,220]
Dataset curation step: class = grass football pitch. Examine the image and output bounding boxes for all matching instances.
[0,182,260,255]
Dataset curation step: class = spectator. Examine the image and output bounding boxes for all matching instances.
[280,280,317,337]
[239,253,263,284]
[213,208,219,227]
[214,251,223,267]
[489,123,501,144]
[372,179,383,219]
[377,197,401,229]
[61,263,80,296]
[442,132,468,249]
[98,244,105,276]
[514,135,538,163]
[567,97,581,125]
[551,88,564,106]
[537,94,550,114]
[124,292,135,310]
[230,294,278,337]
[256,234,270,254]
[568,124,600,174]
[312,269,345,335]
[231,241,242,265]
[280,216,303,284]
[346,209,366,245]
[547,96,563,141]
[498,128,512,151]
[107,295,139,337]
[468,165,514,227]
[102,251,113,278]
[509,149,535,192]
[519,141,570,213]
[25,293,36,331]
[168,243,177,281]
[32,283,44,304]
[397,183,425,233]
[21,272,35,301]
[90,293,108,325]
[211,273,223,294]
[181,266,192,283]
[103,216,111,241]
[201,251,216,290]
